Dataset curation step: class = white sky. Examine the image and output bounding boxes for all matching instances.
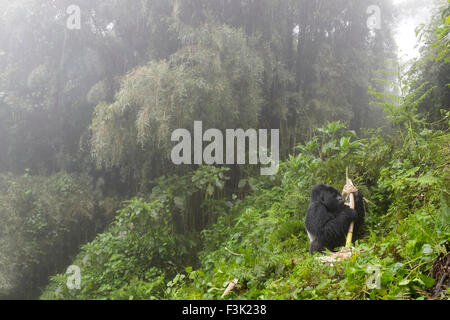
[392,0,435,62]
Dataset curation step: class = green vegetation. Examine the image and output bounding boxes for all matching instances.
[0,0,448,300]
[0,173,119,299]
[42,111,449,299]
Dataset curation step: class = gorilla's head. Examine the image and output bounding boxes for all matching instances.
[310,184,345,212]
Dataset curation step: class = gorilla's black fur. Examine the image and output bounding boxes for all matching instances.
[305,184,365,254]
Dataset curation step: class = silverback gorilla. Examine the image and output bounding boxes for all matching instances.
[305,184,365,254]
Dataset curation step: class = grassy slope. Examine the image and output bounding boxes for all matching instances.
[41,124,449,300]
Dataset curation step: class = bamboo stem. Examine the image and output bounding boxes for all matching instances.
[224,247,244,257]
[342,167,357,248]
[221,279,238,299]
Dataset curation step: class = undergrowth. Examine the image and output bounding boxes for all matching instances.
[41,116,449,300]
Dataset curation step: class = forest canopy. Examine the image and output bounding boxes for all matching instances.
[0,0,448,301]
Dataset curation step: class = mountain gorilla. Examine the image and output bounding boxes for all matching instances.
[305,184,365,254]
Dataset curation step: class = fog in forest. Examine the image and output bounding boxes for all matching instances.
[0,0,448,302]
